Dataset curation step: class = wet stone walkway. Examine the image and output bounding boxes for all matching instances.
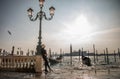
[39,66,120,79]
[0,63,120,79]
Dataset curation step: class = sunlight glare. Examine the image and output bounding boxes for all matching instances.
[59,14,95,45]
[62,14,93,42]
[74,14,92,35]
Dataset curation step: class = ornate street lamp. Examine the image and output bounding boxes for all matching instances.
[27,8,33,17]
[49,6,55,16]
[27,0,55,55]
[39,0,45,7]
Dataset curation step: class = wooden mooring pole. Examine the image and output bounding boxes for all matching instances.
[96,50,98,62]
[70,44,72,66]
[118,48,120,59]
[114,50,116,62]
[78,49,81,61]
[106,48,109,65]
[93,44,96,64]
[104,49,107,63]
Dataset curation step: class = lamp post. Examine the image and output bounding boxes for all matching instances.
[27,0,55,55]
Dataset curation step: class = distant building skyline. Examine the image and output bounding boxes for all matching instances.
[0,0,120,54]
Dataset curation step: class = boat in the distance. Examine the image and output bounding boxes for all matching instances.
[49,55,63,65]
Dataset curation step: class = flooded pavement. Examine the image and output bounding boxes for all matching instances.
[0,64,120,79]
[42,64,120,79]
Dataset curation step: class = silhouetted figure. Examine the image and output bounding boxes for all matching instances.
[41,44,52,73]
[82,56,92,66]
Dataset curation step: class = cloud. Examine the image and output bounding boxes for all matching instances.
[90,27,120,39]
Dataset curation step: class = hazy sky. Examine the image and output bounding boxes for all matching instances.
[0,0,120,54]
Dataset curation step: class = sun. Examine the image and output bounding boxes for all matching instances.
[61,14,94,44]
[74,14,92,35]
[64,14,93,37]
